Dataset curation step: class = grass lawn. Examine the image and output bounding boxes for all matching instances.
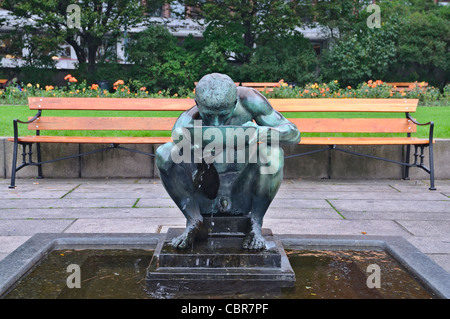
[1,104,449,139]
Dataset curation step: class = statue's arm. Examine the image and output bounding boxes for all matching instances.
[171,106,200,143]
[238,87,301,145]
[172,106,199,131]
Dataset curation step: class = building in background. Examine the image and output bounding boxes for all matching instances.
[0,0,448,71]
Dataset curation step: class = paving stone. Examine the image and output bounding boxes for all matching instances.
[341,211,450,221]
[0,219,74,236]
[0,236,30,253]
[274,190,449,201]
[64,218,184,233]
[265,207,342,219]
[329,199,450,213]
[270,199,332,209]
[0,207,182,219]
[395,221,450,238]
[263,219,410,237]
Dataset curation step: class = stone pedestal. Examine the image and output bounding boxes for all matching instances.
[146,216,295,296]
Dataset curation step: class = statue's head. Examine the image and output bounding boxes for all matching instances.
[195,73,237,126]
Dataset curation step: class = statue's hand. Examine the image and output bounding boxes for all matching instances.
[242,121,271,144]
[242,121,259,145]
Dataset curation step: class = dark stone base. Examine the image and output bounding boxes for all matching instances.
[146,216,295,293]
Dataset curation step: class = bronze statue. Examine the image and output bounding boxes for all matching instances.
[156,73,300,250]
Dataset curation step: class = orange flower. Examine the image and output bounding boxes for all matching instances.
[303,89,309,94]
[64,74,72,80]
[347,86,352,89]
[91,84,99,90]
[113,80,124,86]
[69,77,77,83]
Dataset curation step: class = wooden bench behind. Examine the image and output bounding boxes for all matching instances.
[9,97,435,190]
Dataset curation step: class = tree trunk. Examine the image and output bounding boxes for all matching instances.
[87,43,98,75]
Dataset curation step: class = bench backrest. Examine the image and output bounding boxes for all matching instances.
[387,82,428,91]
[240,82,280,92]
[27,97,419,135]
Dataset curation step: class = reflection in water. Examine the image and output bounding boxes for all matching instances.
[4,249,435,299]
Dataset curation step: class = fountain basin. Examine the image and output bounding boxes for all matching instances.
[0,233,449,299]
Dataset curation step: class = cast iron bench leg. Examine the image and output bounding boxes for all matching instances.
[8,140,18,189]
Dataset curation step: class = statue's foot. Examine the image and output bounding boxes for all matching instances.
[171,221,202,250]
[242,229,266,250]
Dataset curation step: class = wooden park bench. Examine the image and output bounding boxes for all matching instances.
[387,82,428,91]
[8,97,435,190]
[240,82,280,92]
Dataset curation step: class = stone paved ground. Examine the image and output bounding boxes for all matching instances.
[1,178,449,273]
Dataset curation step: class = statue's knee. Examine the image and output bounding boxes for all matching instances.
[156,142,175,172]
[259,147,284,174]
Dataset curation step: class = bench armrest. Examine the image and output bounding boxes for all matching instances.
[406,113,434,144]
[12,110,42,141]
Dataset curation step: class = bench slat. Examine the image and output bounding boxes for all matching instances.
[28,97,418,113]
[288,118,416,133]
[271,99,418,112]
[241,82,279,87]
[28,97,196,111]
[28,117,416,134]
[29,117,176,131]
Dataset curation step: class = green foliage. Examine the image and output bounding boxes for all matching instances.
[4,0,160,76]
[304,0,367,39]
[320,16,398,87]
[185,0,303,64]
[127,24,198,92]
[3,0,448,91]
[394,10,449,86]
[236,32,317,84]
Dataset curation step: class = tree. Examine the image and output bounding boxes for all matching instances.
[305,0,368,39]
[127,24,199,92]
[369,0,450,86]
[183,0,304,64]
[238,31,317,84]
[4,0,163,77]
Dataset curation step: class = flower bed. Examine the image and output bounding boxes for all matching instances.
[1,75,448,106]
[267,80,447,104]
